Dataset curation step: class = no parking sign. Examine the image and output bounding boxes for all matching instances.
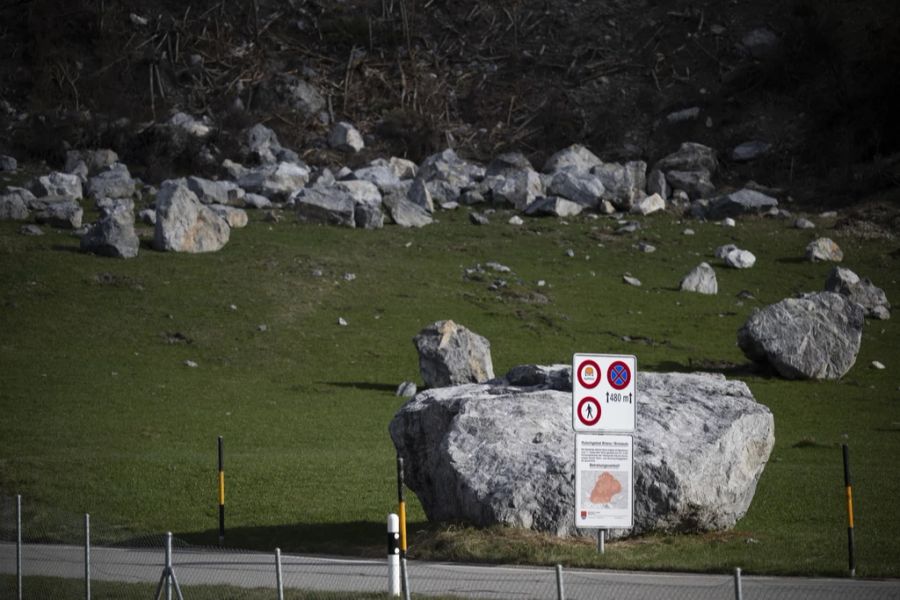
[572,353,636,433]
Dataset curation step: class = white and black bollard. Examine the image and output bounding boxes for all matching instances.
[85,513,91,600]
[597,529,605,554]
[16,494,22,600]
[387,513,401,597]
[275,548,284,600]
[733,567,743,600]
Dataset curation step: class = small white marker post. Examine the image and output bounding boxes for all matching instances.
[387,513,401,597]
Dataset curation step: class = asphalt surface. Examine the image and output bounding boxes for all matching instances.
[2,541,899,599]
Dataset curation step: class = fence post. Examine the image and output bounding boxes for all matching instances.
[166,532,173,600]
[733,567,743,600]
[218,436,225,546]
[85,513,91,600]
[555,564,566,600]
[397,456,411,600]
[843,444,856,577]
[275,548,284,600]
[16,494,22,600]
[388,514,401,597]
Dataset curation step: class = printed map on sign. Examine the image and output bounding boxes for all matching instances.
[581,470,629,509]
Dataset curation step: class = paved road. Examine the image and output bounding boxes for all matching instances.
[2,541,899,599]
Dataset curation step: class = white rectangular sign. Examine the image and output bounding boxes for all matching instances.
[575,433,634,529]
[572,353,636,433]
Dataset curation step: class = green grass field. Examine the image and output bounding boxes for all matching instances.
[1,202,898,577]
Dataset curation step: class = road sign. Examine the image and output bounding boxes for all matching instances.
[575,433,634,529]
[572,353,636,433]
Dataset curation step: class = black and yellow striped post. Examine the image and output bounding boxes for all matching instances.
[396,455,411,600]
[218,436,225,546]
[842,444,856,577]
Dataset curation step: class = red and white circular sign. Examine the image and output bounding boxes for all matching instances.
[576,360,602,389]
[607,361,632,391]
[577,397,602,426]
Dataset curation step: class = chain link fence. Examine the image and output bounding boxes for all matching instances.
[2,495,898,600]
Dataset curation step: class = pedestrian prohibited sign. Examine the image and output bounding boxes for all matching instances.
[572,354,636,433]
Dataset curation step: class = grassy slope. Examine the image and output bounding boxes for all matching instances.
[0,206,898,576]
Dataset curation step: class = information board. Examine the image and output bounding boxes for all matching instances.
[574,433,634,529]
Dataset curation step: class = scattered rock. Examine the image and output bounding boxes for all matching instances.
[0,155,17,172]
[646,169,668,199]
[666,106,701,123]
[294,187,357,228]
[412,320,494,388]
[208,205,249,228]
[168,112,213,139]
[683,228,695,235]
[389,368,773,537]
[485,168,543,209]
[508,215,524,226]
[383,193,433,228]
[86,164,136,200]
[523,196,584,218]
[0,187,31,220]
[80,202,139,258]
[824,267,891,320]
[243,123,288,165]
[637,242,656,253]
[338,317,348,326]
[631,193,665,216]
[407,178,434,213]
[237,162,310,201]
[31,172,83,199]
[738,292,864,379]
[543,144,603,174]
[353,164,403,194]
[19,224,44,236]
[138,208,156,225]
[417,149,485,205]
[64,149,119,175]
[469,211,490,225]
[396,381,418,398]
[243,193,272,209]
[592,161,646,209]
[706,188,779,220]
[723,217,736,227]
[680,262,718,294]
[805,238,843,262]
[623,274,642,287]
[653,142,718,174]
[186,176,245,206]
[665,170,715,200]
[33,197,83,229]
[730,141,771,162]
[329,121,365,153]
[153,181,231,253]
[724,249,757,269]
[793,217,815,230]
[739,27,780,59]
[872,361,885,370]
[547,171,605,207]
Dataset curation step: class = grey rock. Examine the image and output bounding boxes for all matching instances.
[354,201,385,230]
[637,241,656,253]
[31,172,83,199]
[543,144,603,174]
[715,244,739,260]
[33,197,83,229]
[243,193,272,209]
[336,180,382,207]
[237,162,309,201]
[396,381,418,398]
[64,149,119,175]
[724,249,756,269]
[294,187,356,228]
[731,141,771,162]
[407,178,434,213]
[825,267,891,320]
[153,181,231,252]
[486,152,533,176]
[508,215,524,226]
[793,217,815,230]
[383,193,433,228]
[328,122,365,153]
[665,170,715,200]
[86,164,135,199]
[631,193,665,216]
[418,149,485,204]
[138,208,156,225]
[389,368,774,537]
[244,123,283,164]
[0,187,32,220]
[96,197,134,215]
[722,217,737,227]
[646,169,668,199]
[592,161,646,209]
[599,199,617,215]
[208,205,249,228]
[547,171,605,207]
[623,274,642,286]
[186,176,245,206]
[412,320,494,388]
[680,262,718,294]
[666,107,701,123]
[706,189,778,220]
[353,165,403,194]
[0,155,17,171]
[282,77,326,115]
[168,112,213,139]
[523,196,584,218]
[739,28,780,59]
[486,169,543,209]
[805,237,843,262]
[653,142,718,175]
[469,211,490,225]
[738,292,864,379]
[222,159,249,180]
[20,224,44,236]
[80,202,139,258]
